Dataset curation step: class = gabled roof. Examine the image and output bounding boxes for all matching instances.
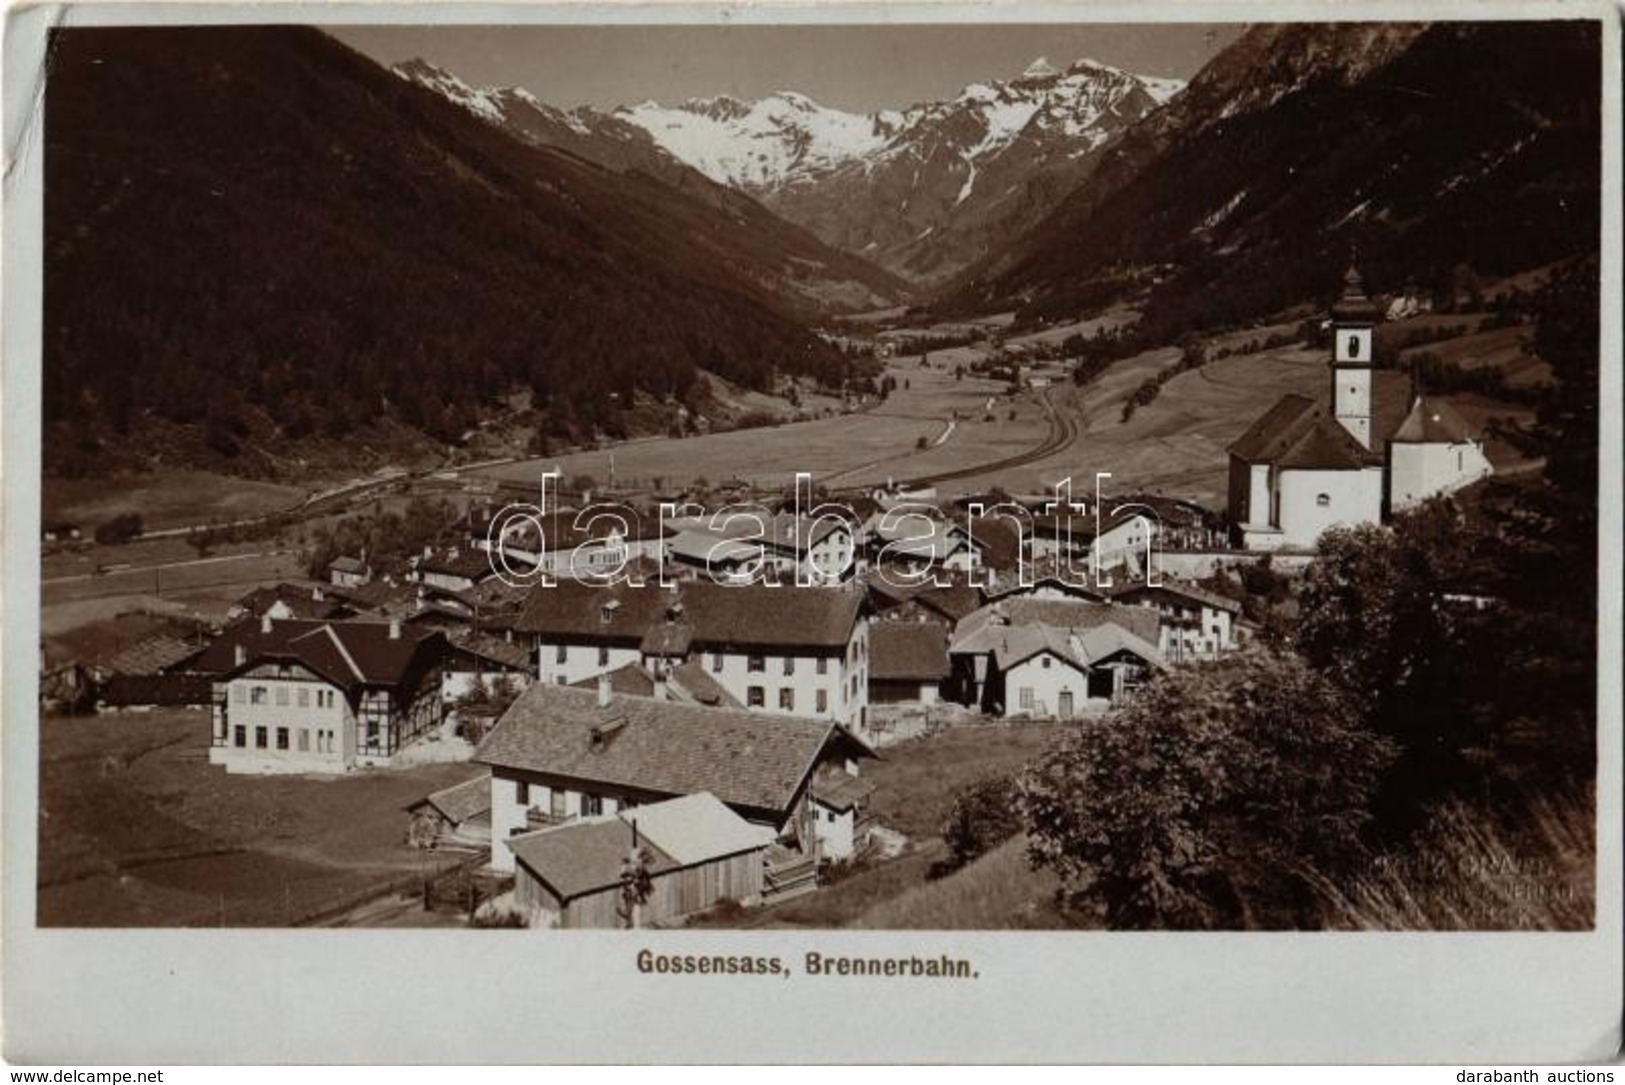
[408,775,491,825]
[514,581,677,642]
[231,583,352,621]
[446,631,532,671]
[192,617,444,691]
[506,792,774,902]
[1111,579,1243,614]
[667,660,743,708]
[620,791,775,865]
[869,621,951,682]
[328,555,366,574]
[105,634,202,677]
[664,530,760,567]
[949,618,1167,673]
[1391,396,1478,444]
[964,515,1023,571]
[809,771,875,813]
[1228,394,1382,469]
[322,579,420,615]
[508,818,680,901]
[1074,623,1171,672]
[475,684,873,819]
[984,568,1111,604]
[954,598,1161,648]
[569,663,656,698]
[571,660,744,707]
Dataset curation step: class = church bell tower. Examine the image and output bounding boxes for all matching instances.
[1330,263,1379,449]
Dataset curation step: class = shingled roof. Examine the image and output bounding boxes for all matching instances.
[955,597,1161,647]
[408,775,491,826]
[474,684,873,820]
[869,621,951,682]
[508,819,680,901]
[506,793,773,902]
[104,634,203,677]
[515,581,864,653]
[1228,394,1383,470]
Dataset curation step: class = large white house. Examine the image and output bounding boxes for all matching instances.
[1228,266,1495,550]
[1109,580,1242,661]
[197,616,447,774]
[514,580,871,732]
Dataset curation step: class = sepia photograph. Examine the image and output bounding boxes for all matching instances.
[28,13,1609,933]
[3,1,1620,1065]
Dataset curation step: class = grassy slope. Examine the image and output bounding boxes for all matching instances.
[688,724,1062,929]
[850,836,1070,930]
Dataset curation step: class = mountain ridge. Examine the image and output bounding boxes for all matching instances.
[43,27,882,477]
[936,21,1601,337]
[395,54,1185,283]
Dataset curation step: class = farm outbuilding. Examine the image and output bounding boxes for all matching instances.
[506,792,772,929]
[406,776,492,850]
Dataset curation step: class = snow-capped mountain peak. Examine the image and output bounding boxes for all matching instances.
[614,90,889,188]
[392,58,506,123]
[395,51,1188,283]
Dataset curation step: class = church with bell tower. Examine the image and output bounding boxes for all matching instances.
[1330,264,1380,449]
[1224,262,1492,551]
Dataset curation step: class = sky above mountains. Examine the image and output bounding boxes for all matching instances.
[326,23,1245,113]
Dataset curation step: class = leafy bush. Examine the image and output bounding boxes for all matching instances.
[1018,651,1395,929]
[942,776,1023,870]
[470,907,528,929]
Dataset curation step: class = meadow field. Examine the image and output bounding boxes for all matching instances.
[35,710,479,927]
[43,470,304,535]
[472,360,1051,495]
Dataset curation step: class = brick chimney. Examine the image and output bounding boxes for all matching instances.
[233,643,247,668]
[260,614,273,634]
[389,618,402,640]
[598,672,612,709]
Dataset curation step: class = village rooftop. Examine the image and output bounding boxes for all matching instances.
[484,470,1166,592]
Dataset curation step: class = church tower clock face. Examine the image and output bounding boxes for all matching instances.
[1336,327,1373,364]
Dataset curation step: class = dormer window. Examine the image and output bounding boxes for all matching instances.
[1316,494,1331,507]
[600,599,621,625]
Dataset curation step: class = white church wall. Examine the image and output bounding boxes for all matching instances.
[1390,441,1494,511]
[1277,466,1385,548]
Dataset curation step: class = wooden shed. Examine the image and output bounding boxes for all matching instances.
[406,776,492,849]
[506,792,772,929]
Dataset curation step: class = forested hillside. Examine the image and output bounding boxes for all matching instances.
[941,22,1601,339]
[43,27,861,476]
